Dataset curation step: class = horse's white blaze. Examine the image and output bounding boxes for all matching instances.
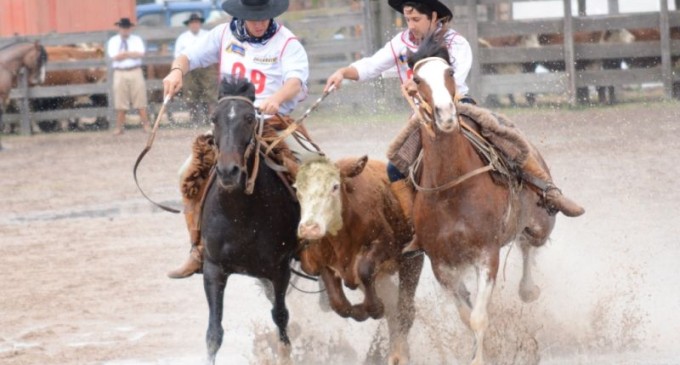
[418,61,457,132]
[295,159,343,239]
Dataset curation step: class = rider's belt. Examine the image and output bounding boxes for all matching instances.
[114,66,141,71]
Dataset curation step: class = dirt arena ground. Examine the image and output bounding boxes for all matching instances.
[1,100,679,365]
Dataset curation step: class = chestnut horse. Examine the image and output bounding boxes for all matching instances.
[200,77,300,364]
[406,35,555,365]
[0,41,47,147]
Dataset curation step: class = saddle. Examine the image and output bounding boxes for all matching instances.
[387,102,531,185]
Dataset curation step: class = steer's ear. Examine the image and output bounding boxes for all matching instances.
[341,155,368,178]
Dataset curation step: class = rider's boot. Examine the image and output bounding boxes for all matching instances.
[167,201,205,279]
[390,179,421,256]
[523,156,585,217]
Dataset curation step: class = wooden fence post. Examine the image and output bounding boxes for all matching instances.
[563,0,577,106]
[660,0,673,99]
[105,32,116,130]
[608,0,619,14]
[18,69,32,135]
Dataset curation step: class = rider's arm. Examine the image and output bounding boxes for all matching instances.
[324,33,401,92]
[260,38,308,114]
[260,78,302,115]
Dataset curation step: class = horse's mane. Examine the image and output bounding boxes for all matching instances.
[218,75,255,101]
[37,44,48,67]
[407,31,450,69]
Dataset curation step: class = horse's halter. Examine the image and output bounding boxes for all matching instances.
[403,57,457,137]
[213,95,265,195]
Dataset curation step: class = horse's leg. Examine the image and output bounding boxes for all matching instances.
[320,267,369,321]
[356,240,389,319]
[203,260,228,365]
[518,236,541,303]
[270,265,292,365]
[469,252,500,365]
[431,262,472,328]
[387,254,424,365]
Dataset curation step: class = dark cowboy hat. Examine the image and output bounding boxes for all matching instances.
[221,0,289,21]
[183,13,205,25]
[388,0,453,21]
[114,17,134,28]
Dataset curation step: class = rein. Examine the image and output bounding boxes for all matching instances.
[133,96,181,213]
[264,85,335,156]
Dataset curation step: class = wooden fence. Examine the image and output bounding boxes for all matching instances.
[2,0,679,135]
[447,0,680,104]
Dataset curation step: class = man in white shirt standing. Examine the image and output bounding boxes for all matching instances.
[174,13,216,123]
[107,17,150,135]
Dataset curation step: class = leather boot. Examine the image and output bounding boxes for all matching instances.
[167,199,205,279]
[390,180,421,256]
[523,156,585,217]
[167,242,203,279]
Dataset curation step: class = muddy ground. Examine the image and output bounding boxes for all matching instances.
[1,99,679,365]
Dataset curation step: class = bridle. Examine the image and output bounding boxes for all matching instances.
[402,56,453,139]
[402,57,498,193]
[214,95,265,195]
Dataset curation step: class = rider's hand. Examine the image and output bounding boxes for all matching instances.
[163,68,184,101]
[324,68,345,93]
[259,97,281,115]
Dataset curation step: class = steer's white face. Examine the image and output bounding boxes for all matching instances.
[295,158,343,240]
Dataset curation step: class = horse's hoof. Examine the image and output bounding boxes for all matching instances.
[367,303,385,319]
[519,283,541,303]
[350,306,369,322]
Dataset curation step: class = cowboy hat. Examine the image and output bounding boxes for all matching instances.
[114,17,134,28]
[221,0,289,21]
[388,0,453,20]
[183,13,205,25]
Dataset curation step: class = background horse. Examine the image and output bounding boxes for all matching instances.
[0,41,48,142]
[200,77,300,364]
[406,34,555,365]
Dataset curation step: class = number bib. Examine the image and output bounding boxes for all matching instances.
[220,26,296,109]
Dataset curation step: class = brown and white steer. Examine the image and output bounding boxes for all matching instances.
[295,156,423,365]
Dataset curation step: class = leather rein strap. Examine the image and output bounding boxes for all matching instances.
[133,96,181,213]
[402,57,498,193]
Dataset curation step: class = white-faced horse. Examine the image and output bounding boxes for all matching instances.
[406,33,556,365]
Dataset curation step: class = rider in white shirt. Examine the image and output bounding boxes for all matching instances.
[325,0,583,234]
[163,0,311,279]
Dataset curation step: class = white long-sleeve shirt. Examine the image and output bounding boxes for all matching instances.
[107,34,145,69]
[181,22,309,115]
[351,28,472,95]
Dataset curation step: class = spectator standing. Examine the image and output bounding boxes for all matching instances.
[107,17,150,135]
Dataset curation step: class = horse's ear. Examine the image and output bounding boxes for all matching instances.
[33,40,40,49]
[340,155,368,178]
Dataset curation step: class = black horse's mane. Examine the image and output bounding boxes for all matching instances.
[407,31,451,69]
[218,75,256,101]
[37,44,48,67]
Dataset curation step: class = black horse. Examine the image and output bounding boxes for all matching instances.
[201,77,300,364]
